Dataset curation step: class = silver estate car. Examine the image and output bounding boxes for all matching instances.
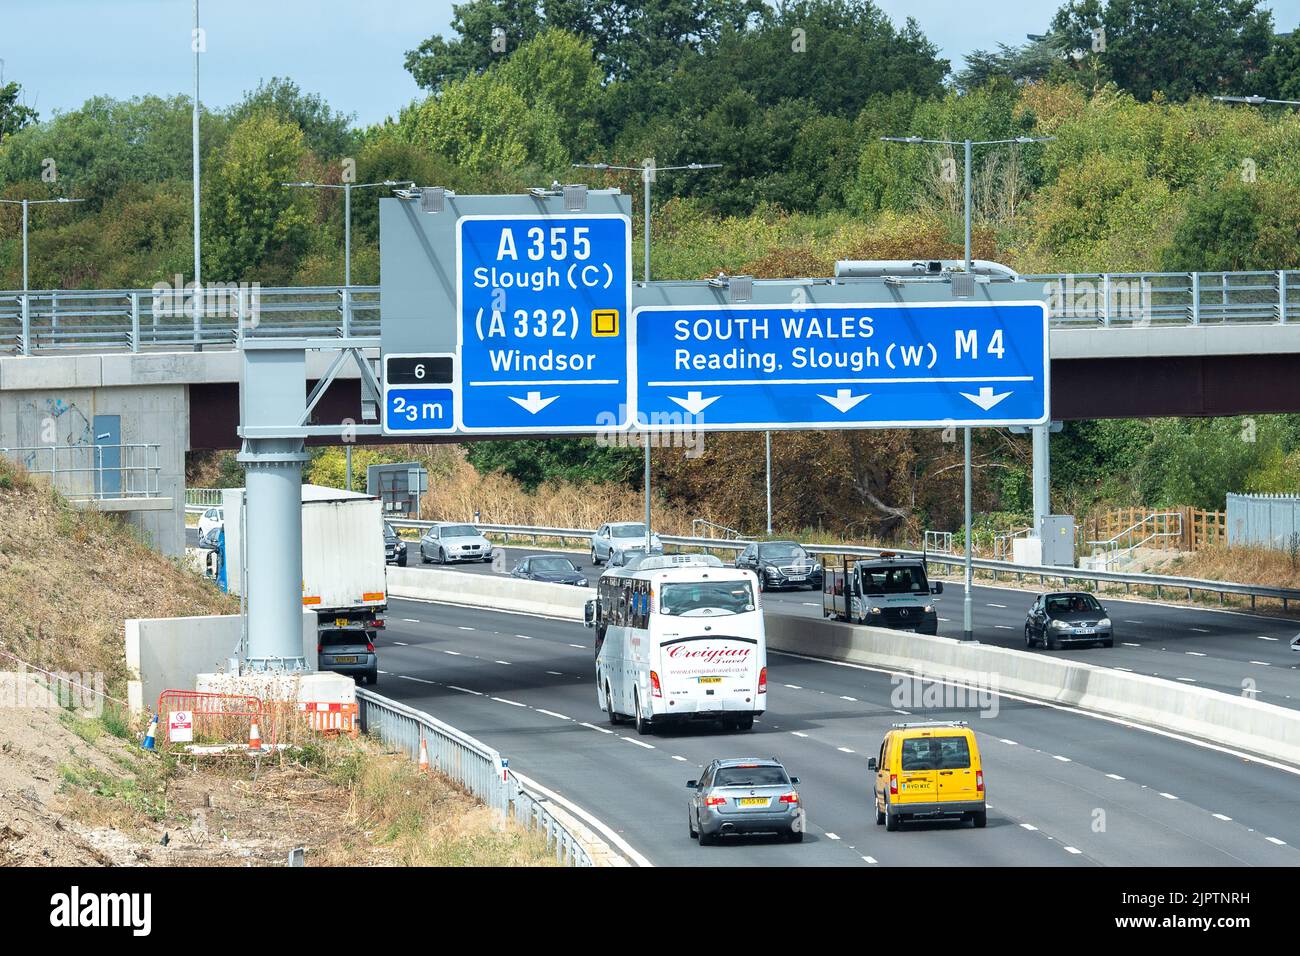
[419,522,494,564]
[687,757,805,845]
[591,522,662,565]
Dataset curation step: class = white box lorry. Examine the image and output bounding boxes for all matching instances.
[220,485,388,637]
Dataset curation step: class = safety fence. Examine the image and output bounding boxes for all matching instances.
[6,269,1300,354]
[3,442,163,500]
[355,688,597,866]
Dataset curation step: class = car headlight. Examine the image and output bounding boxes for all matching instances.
[1050,619,1069,629]
[923,604,934,613]
[765,566,780,577]
[813,563,822,572]
[1097,618,1111,628]
[870,606,882,614]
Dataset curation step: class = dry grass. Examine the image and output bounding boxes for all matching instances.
[0,457,236,696]
[422,455,700,534]
[1172,545,1300,591]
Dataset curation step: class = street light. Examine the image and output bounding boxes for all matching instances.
[281,179,414,286]
[1214,94,1300,107]
[282,179,411,492]
[0,197,85,291]
[573,159,723,552]
[880,133,1053,642]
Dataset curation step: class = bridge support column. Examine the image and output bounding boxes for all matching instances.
[1032,423,1050,536]
[236,347,310,671]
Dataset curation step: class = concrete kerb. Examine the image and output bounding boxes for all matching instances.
[763,613,1300,768]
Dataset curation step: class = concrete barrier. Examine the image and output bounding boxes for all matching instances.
[765,613,1300,767]
[126,610,317,715]
[387,567,588,621]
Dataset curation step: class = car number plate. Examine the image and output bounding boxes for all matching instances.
[334,655,358,663]
[787,574,805,581]
[699,677,722,684]
[335,617,349,627]
[1073,628,1095,635]
[739,797,768,807]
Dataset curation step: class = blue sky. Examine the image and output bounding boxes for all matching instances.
[3,0,1300,128]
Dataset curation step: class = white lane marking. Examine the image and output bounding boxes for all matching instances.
[839,695,858,701]
[402,618,420,623]
[397,675,435,684]
[938,617,951,622]
[1250,661,1271,666]
[1121,642,1141,647]
[672,755,688,762]
[791,731,809,738]
[802,602,819,607]
[568,643,585,649]
[1106,773,1125,781]
[447,685,483,696]
[458,626,475,631]
[785,684,803,689]
[1159,792,1179,800]
[535,709,571,721]
[1176,677,1197,683]
[580,722,614,735]
[837,747,855,754]
[511,769,653,868]
[444,650,462,656]
[987,603,1008,608]
[494,659,512,665]
[999,738,1019,746]
[622,736,655,750]
[546,670,564,676]
[1124,620,1143,625]
[1063,846,1082,855]
[1190,628,1210,633]
[894,709,911,715]
[1266,836,1287,846]
[994,625,1014,630]
[1186,651,1206,657]
[1112,666,1133,672]
[1020,823,1038,831]
[393,641,410,646]
[1213,813,1233,821]
[1052,755,1071,762]
[863,855,878,864]
[1258,635,1279,641]
[825,832,841,840]
[491,697,527,707]
[515,634,532,640]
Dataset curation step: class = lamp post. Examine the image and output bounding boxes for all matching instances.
[573,160,723,552]
[880,134,1053,641]
[282,179,412,491]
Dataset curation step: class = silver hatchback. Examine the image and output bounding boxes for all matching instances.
[419,522,494,564]
[687,757,805,845]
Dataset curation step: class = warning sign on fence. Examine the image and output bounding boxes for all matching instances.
[168,710,194,743]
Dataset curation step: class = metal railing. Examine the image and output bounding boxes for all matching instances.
[187,488,224,507]
[992,526,1034,561]
[3,442,162,499]
[923,530,954,555]
[375,519,1300,610]
[5,269,1300,354]
[691,518,750,540]
[355,688,598,866]
[1086,511,1184,570]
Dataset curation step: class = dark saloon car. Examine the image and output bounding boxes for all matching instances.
[383,522,408,566]
[511,555,588,586]
[735,540,823,591]
[1025,592,1113,649]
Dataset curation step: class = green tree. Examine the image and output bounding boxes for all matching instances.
[0,81,38,146]
[228,77,356,159]
[1050,0,1274,102]
[1163,180,1300,271]
[467,438,640,490]
[203,111,313,282]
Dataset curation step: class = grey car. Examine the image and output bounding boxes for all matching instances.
[1025,591,1114,649]
[318,628,378,685]
[419,522,493,564]
[591,522,662,565]
[687,757,805,845]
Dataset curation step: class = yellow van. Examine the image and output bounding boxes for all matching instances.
[868,721,986,831]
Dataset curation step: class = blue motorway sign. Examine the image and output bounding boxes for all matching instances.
[382,353,456,435]
[631,301,1048,430]
[457,214,631,432]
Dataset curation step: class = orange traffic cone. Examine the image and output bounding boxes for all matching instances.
[248,719,263,752]
[418,738,430,774]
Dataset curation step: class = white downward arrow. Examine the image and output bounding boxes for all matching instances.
[960,386,1013,411]
[818,388,870,413]
[667,391,721,415]
[508,391,559,415]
